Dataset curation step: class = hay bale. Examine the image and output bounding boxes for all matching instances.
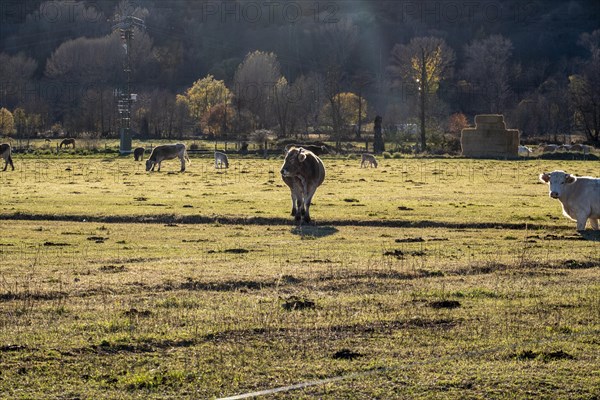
[461,114,519,158]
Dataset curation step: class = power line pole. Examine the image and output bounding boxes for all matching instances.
[112,15,145,155]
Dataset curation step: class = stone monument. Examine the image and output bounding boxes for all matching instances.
[461,114,519,158]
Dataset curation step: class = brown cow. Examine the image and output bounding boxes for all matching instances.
[60,138,75,148]
[0,143,14,171]
[133,147,145,161]
[280,146,325,223]
[146,143,190,172]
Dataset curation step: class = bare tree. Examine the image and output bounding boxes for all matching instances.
[463,35,514,114]
[388,36,455,151]
[569,30,600,143]
[233,51,283,131]
[0,53,38,109]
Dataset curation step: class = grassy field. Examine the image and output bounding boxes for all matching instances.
[0,152,599,399]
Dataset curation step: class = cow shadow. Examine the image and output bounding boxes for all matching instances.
[291,225,338,238]
[579,231,600,241]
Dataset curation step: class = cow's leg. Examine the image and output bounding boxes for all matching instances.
[2,159,6,171]
[303,187,318,223]
[576,217,587,231]
[180,156,186,172]
[8,156,13,170]
[590,218,599,230]
[156,162,161,172]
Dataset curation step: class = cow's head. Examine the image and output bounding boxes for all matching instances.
[145,159,155,171]
[539,170,576,199]
[281,147,308,177]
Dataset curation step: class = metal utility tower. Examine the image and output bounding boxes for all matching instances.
[112,15,145,155]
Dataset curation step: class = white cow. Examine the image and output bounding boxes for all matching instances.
[214,151,229,169]
[539,170,600,231]
[518,145,532,157]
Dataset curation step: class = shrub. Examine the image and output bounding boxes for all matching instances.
[392,152,403,159]
[382,151,392,159]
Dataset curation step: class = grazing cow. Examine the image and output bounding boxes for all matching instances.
[133,147,145,161]
[214,151,229,169]
[284,144,330,156]
[569,144,591,154]
[518,145,532,157]
[0,143,14,171]
[360,153,378,168]
[60,138,75,148]
[541,144,558,153]
[280,146,325,223]
[145,143,190,172]
[539,170,600,231]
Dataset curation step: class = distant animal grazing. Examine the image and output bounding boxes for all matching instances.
[284,144,330,156]
[518,145,532,157]
[540,144,558,152]
[360,153,378,168]
[145,143,190,172]
[280,146,325,223]
[59,138,75,148]
[0,143,14,171]
[568,144,590,154]
[44,138,51,143]
[133,147,145,161]
[214,151,229,169]
[539,170,600,231]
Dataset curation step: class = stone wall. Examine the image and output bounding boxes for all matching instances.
[461,114,519,158]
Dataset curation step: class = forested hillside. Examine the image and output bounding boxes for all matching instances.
[0,0,599,146]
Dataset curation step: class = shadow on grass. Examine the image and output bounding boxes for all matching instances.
[291,225,339,238]
[3,212,557,230]
[579,230,600,242]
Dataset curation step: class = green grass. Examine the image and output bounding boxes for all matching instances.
[0,153,599,399]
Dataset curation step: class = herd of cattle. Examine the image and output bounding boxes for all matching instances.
[0,141,599,230]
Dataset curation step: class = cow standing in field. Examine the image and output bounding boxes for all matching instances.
[280,146,325,223]
[518,145,532,157]
[360,153,378,168]
[60,138,75,148]
[146,143,190,172]
[214,151,229,169]
[539,170,600,231]
[0,143,14,171]
[133,147,145,161]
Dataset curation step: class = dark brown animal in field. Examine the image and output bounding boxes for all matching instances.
[59,138,75,148]
[284,144,330,156]
[146,143,190,172]
[0,143,14,171]
[280,146,325,223]
[133,147,145,161]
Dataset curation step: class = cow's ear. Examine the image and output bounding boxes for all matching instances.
[298,150,307,162]
[539,173,550,183]
[565,174,576,184]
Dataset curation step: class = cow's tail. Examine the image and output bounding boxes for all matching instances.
[185,151,191,164]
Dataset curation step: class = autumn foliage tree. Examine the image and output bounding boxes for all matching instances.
[177,75,232,135]
[388,37,455,151]
[0,108,15,136]
[448,113,469,135]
